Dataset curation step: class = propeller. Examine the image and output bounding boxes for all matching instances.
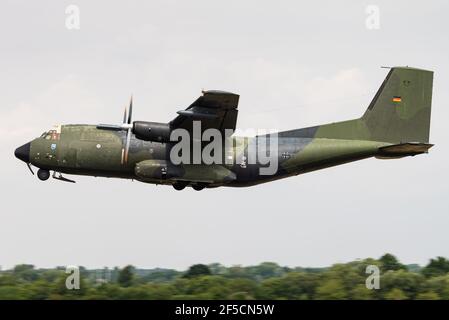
[123,96,133,165]
[97,96,133,165]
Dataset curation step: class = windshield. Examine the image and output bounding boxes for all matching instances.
[40,125,61,140]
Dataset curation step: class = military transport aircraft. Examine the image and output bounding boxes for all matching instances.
[15,66,433,191]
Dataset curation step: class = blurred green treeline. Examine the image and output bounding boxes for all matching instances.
[1,254,449,300]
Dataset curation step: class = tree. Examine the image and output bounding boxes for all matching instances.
[208,263,227,275]
[350,284,374,300]
[118,265,135,287]
[183,276,230,299]
[119,285,152,299]
[227,278,258,297]
[315,279,347,300]
[52,273,88,298]
[0,256,446,300]
[258,272,320,300]
[13,264,39,282]
[26,279,52,300]
[227,291,255,300]
[423,274,449,299]
[380,270,424,299]
[0,286,28,300]
[384,288,408,300]
[141,269,179,283]
[257,278,283,299]
[183,264,211,279]
[379,254,406,272]
[422,257,449,278]
[416,291,440,300]
[247,262,284,280]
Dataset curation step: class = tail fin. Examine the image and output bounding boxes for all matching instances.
[279,66,433,144]
[362,67,433,143]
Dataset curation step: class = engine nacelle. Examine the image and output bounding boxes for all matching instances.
[135,160,182,180]
[132,121,171,142]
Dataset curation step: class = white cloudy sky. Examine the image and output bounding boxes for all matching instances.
[1,0,448,270]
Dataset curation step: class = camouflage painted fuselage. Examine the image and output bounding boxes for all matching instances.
[19,66,434,189]
[26,124,397,188]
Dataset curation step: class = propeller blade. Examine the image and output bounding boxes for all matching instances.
[106,96,134,164]
[127,95,133,124]
[123,127,132,165]
[97,124,123,130]
[123,105,128,124]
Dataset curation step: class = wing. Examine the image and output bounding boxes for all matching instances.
[170,90,239,136]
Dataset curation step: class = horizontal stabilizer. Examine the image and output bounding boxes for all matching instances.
[377,142,433,159]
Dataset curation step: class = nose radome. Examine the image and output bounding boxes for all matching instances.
[15,142,31,163]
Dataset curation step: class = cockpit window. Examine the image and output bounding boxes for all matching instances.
[41,125,61,141]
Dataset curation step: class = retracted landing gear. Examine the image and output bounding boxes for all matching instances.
[36,169,75,183]
[172,182,208,191]
[173,181,188,191]
[37,169,50,181]
[192,183,207,191]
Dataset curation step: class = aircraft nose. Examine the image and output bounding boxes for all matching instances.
[14,142,31,163]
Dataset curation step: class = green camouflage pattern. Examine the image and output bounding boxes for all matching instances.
[16,67,434,190]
